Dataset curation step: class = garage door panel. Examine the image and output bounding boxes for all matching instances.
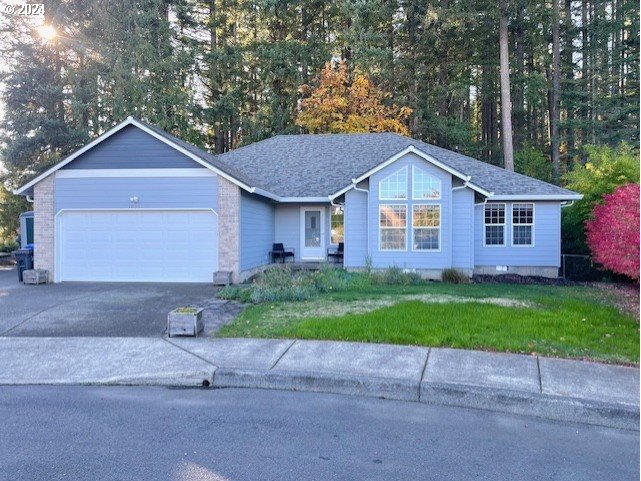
[58,210,218,282]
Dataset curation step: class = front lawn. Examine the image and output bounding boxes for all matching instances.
[218,280,639,365]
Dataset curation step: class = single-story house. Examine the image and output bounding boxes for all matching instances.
[15,117,582,283]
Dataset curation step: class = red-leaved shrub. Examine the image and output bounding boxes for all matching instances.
[586,183,640,281]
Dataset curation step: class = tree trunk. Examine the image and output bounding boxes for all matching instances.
[564,0,575,166]
[499,0,514,171]
[550,0,561,180]
[513,0,525,151]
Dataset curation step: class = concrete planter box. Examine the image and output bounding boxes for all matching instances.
[167,307,204,337]
[22,269,49,285]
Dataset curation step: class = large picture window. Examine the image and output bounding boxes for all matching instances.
[484,203,506,246]
[512,203,534,246]
[412,167,441,199]
[330,206,344,245]
[412,205,440,251]
[379,167,408,200]
[379,205,407,251]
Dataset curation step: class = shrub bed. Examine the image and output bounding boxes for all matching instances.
[218,265,428,303]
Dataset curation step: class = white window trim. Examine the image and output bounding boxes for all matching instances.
[378,166,409,201]
[378,204,408,252]
[411,204,441,252]
[511,202,535,247]
[483,203,507,247]
[411,165,442,200]
[329,206,344,246]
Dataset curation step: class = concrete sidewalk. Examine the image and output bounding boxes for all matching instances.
[0,336,638,430]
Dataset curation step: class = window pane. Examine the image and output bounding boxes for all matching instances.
[513,203,533,225]
[330,207,344,244]
[413,168,441,199]
[484,204,505,224]
[381,228,406,250]
[413,205,440,227]
[304,211,321,247]
[485,225,504,245]
[414,228,439,250]
[513,225,532,245]
[379,168,408,199]
[380,205,407,227]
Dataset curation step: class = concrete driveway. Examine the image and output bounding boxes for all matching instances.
[0,267,243,337]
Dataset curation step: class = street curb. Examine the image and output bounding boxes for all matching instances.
[420,382,640,431]
[211,368,639,431]
[212,368,420,401]
[0,371,216,388]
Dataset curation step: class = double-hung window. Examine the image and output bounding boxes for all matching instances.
[379,205,407,251]
[412,205,440,251]
[484,204,506,246]
[512,203,534,246]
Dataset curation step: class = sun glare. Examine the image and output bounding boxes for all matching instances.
[37,24,57,41]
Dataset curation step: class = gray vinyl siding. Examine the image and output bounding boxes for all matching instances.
[368,152,452,269]
[451,188,474,269]
[344,188,368,268]
[61,125,201,169]
[474,201,561,267]
[240,192,275,271]
[274,204,331,262]
[274,205,301,262]
[54,176,218,212]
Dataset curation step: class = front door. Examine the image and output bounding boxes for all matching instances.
[300,207,325,260]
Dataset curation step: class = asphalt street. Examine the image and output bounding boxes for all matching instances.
[1,386,638,481]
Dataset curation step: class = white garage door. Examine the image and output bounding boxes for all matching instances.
[57,210,218,282]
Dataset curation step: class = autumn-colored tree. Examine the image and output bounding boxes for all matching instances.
[585,184,640,281]
[296,61,412,135]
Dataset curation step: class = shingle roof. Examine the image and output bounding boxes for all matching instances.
[18,118,577,200]
[207,132,579,199]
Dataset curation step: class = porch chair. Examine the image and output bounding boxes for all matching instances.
[270,243,295,263]
[327,242,344,263]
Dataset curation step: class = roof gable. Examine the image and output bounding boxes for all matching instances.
[61,124,202,170]
[15,117,253,195]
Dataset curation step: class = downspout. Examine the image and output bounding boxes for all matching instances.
[560,200,574,208]
[26,195,34,203]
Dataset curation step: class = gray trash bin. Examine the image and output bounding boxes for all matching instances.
[13,248,33,282]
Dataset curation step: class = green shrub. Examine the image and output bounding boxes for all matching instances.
[0,237,18,253]
[441,268,470,284]
[218,285,254,302]
[218,265,426,304]
[369,266,425,286]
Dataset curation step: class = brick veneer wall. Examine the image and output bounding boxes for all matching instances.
[33,175,55,282]
[217,176,240,282]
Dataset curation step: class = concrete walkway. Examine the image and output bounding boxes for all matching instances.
[0,336,638,430]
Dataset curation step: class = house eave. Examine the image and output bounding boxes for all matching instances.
[489,194,583,201]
